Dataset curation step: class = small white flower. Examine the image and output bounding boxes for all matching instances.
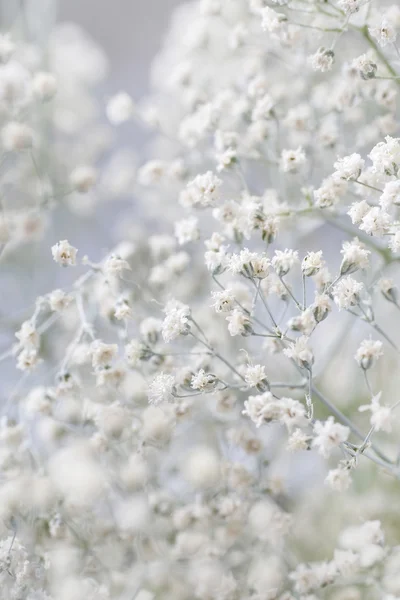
[2,121,34,151]
[280,147,306,173]
[180,171,222,207]
[47,289,73,312]
[70,166,97,193]
[309,47,335,72]
[211,288,236,313]
[106,92,134,124]
[325,467,352,491]
[340,239,370,275]
[32,71,57,101]
[283,336,314,369]
[359,391,392,432]
[313,417,350,457]
[272,249,299,276]
[226,309,252,336]
[369,19,397,47]
[90,340,118,370]
[162,305,191,343]
[359,207,390,236]
[191,369,218,391]
[333,153,364,181]
[244,364,268,389]
[174,217,200,245]
[148,372,176,405]
[333,276,363,310]
[302,251,324,277]
[355,339,383,370]
[51,240,78,266]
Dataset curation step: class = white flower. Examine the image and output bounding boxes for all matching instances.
[333,276,363,310]
[347,200,371,225]
[226,309,252,336]
[242,391,280,427]
[340,239,370,275]
[51,240,78,266]
[312,417,350,457]
[272,249,299,276]
[261,7,288,37]
[314,177,347,208]
[103,254,131,276]
[369,19,397,47]
[47,289,73,312]
[70,166,97,193]
[359,391,392,432]
[90,340,118,370]
[287,428,311,451]
[280,147,306,173]
[352,53,377,79]
[162,305,191,343]
[359,206,390,236]
[333,153,364,181]
[380,180,400,209]
[174,217,200,245]
[211,288,236,313]
[15,320,39,349]
[228,249,270,278]
[283,336,314,369]
[302,251,324,277]
[336,0,363,14]
[355,339,383,370]
[32,71,57,101]
[106,92,134,124]
[244,364,268,389]
[311,293,331,323]
[191,369,218,391]
[369,136,400,175]
[309,47,335,72]
[325,467,352,491]
[148,372,176,405]
[2,121,33,151]
[125,339,151,366]
[180,171,222,207]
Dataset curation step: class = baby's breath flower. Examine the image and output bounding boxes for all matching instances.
[355,339,383,370]
[51,240,78,266]
[106,91,134,124]
[313,417,350,458]
[148,372,176,405]
[226,309,253,336]
[283,336,314,369]
[359,391,392,432]
[333,153,365,181]
[333,276,364,310]
[302,251,324,277]
[340,239,370,275]
[272,249,299,276]
[280,147,306,173]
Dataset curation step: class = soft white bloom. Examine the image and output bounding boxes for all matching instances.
[352,53,377,79]
[90,340,118,369]
[336,0,363,14]
[280,147,306,173]
[70,166,97,193]
[309,47,335,72]
[242,391,280,427]
[244,364,268,389]
[359,206,390,236]
[333,153,364,181]
[106,92,134,124]
[191,369,218,391]
[287,308,316,336]
[287,428,311,451]
[51,239,78,266]
[302,251,324,277]
[313,417,350,457]
[180,171,222,207]
[355,339,383,369]
[47,289,73,312]
[125,339,151,367]
[16,320,39,349]
[283,336,314,369]
[103,254,131,276]
[211,288,236,313]
[359,391,392,432]
[311,293,331,323]
[340,239,370,275]
[162,305,191,342]
[2,121,33,151]
[226,309,252,336]
[261,7,287,37]
[333,276,364,310]
[174,216,200,245]
[325,467,352,491]
[32,71,57,101]
[347,200,371,225]
[272,249,299,276]
[229,249,270,278]
[380,180,400,209]
[148,372,176,405]
[369,136,400,175]
[314,176,347,208]
[369,19,397,47]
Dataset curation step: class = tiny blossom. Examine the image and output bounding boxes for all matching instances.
[313,417,350,458]
[16,320,40,349]
[369,136,400,175]
[311,293,331,323]
[140,317,163,344]
[226,309,253,336]
[180,171,222,207]
[2,121,34,151]
[162,305,191,342]
[340,239,370,275]
[242,391,280,427]
[106,92,134,124]
[336,0,363,14]
[51,240,78,266]
[359,207,390,236]
[69,166,97,193]
[261,7,287,37]
[314,176,347,208]
[191,369,218,391]
[228,249,270,278]
[302,251,324,277]
[244,364,269,390]
[352,53,377,79]
[369,19,397,47]
[125,339,151,366]
[148,372,176,405]
[333,276,364,310]
[380,180,400,209]
[272,249,299,276]
[287,428,312,451]
[103,254,131,276]
[90,340,118,369]
[359,391,392,432]
[287,308,316,335]
[309,47,334,72]
[32,71,57,101]
[325,467,352,492]
[283,336,314,369]
[355,339,383,370]
[280,147,306,173]
[174,216,200,245]
[347,200,372,225]
[47,289,73,312]
[333,153,365,181]
[211,288,236,313]
[378,277,398,303]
